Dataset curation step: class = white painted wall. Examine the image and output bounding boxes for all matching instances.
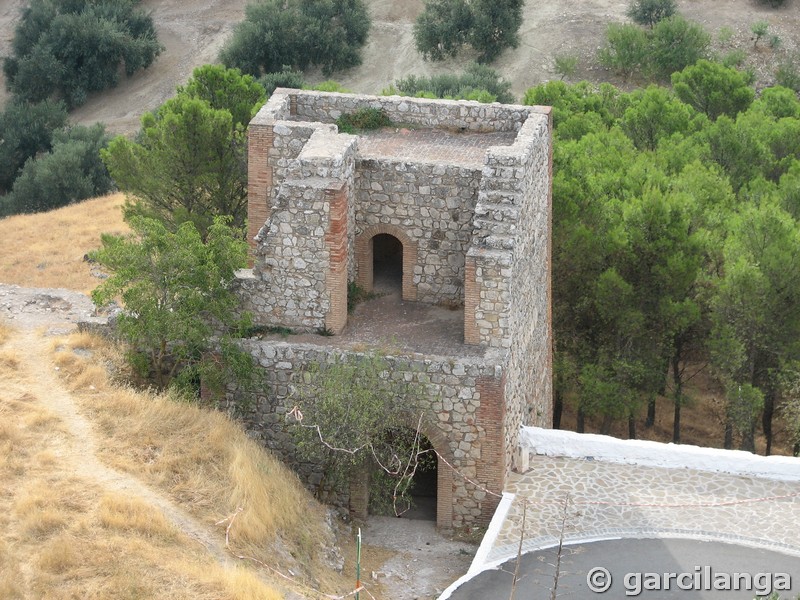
[520,427,800,482]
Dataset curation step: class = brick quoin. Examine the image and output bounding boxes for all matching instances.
[463,256,479,345]
[247,124,274,262]
[325,184,349,334]
[475,374,506,525]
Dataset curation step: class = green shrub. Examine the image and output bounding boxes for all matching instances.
[721,49,747,68]
[310,81,352,93]
[1,124,112,216]
[626,0,677,28]
[599,15,710,81]
[598,23,649,80]
[751,20,770,48]
[776,54,800,92]
[717,26,734,44]
[648,15,710,80]
[257,68,305,95]
[219,0,370,77]
[554,54,579,80]
[391,63,515,104]
[336,108,392,134]
[3,0,162,108]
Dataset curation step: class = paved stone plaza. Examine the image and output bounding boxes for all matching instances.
[484,456,800,566]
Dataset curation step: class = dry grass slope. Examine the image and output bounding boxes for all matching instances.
[0,314,353,598]
[0,325,292,599]
[0,193,128,293]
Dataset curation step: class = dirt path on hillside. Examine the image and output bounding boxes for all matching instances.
[0,282,476,598]
[4,0,796,135]
[3,325,234,567]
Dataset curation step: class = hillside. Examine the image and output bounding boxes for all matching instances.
[0,317,353,598]
[2,0,798,135]
[0,195,478,599]
[0,197,352,598]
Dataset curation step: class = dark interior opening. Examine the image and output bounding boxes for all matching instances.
[406,435,437,521]
[372,233,402,294]
[368,429,438,521]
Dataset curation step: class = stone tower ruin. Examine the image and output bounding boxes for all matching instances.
[228,89,553,530]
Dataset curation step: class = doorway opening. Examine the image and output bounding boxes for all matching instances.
[368,428,438,521]
[372,233,403,295]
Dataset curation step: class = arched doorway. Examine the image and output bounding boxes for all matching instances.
[368,428,438,521]
[355,225,418,301]
[372,233,403,295]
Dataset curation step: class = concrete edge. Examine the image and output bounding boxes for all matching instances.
[438,491,515,600]
[437,529,800,599]
[488,530,800,567]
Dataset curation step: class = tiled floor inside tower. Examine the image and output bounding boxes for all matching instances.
[258,272,485,358]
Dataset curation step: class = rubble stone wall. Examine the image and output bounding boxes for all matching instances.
[223,340,507,528]
[354,159,481,304]
[288,89,534,132]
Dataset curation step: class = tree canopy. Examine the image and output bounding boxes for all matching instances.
[91,215,253,395]
[3,0,162,108]
[219,0,370,77]
[526,65,800,453]
[413,0,523,63]
[1,123,113,217]
[102,65,266,239]
[0,99,68,194]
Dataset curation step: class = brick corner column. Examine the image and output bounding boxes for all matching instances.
[464,254,479,345]
[247,123,274,265]
[348,468,369,522]
[325,184,349,334]
[475,374,506,525]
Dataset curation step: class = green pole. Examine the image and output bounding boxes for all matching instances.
[356,527,362,600]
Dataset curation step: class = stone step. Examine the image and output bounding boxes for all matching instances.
[472,217,516,237]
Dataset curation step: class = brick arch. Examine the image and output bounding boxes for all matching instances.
[348,417,456,530]
[355,224,418,301]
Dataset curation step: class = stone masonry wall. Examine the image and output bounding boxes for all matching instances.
[288,89,533,132]
[502,110,554,471]
[354,159,480,304]
[462,108,554,470]
[240,127,357,332]
[223,340,507,529]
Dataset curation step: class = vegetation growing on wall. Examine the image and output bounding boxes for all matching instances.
[290,353,430,512]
